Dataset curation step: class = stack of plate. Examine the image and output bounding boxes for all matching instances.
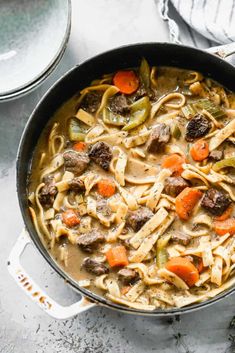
[0,0,71,101]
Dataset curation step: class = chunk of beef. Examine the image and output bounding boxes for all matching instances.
[109,94,130,115]
[88,141,112,171]
[82,258,109,275]
[68,177,85,192]
[164,176,189,197]
[209,150,223,161]
[126,207,154,232]
[201,188,232,216]
[130,84,156,102]
[171,232,191,246]
[77,230,105,252]
[146,123,171,153]
[38,175,57,208]
[80,91,102,113]
[63,150,90,175]
[118,268,139,285]
[130,85,147,101]
[185,114,211,142]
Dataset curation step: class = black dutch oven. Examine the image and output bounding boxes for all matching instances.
[9,43,235,319]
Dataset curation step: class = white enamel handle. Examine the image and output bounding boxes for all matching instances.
[7,229,96,319]
[206,42,235,59]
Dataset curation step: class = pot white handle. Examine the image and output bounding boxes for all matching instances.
[206,42,235,59]
[7,229,96,319]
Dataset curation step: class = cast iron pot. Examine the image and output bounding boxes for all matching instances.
[8,42,235,319]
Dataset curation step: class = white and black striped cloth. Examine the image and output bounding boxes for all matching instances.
[159,0,235,48]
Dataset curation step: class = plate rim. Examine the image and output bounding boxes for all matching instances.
[0,0,71,100]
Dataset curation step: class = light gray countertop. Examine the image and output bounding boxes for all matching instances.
[0,1,235,352]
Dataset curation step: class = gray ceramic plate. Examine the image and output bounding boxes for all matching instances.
[0,0,71,101]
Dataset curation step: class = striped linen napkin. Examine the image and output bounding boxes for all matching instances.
[158,0,235,48]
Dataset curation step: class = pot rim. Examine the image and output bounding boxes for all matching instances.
[17,42,235,316]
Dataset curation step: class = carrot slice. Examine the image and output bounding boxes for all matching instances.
[190,139,209,161]
[73,141,86,152]
[97,178,116,198]
[121,286,131,295]
[106,246,129,267]
[175,187,202,220]
[62,209,80,227]
[215,204,233,221]
[161,154,185,176]
[213,218,235,236]
[113,70,139,94]
[166,257,199,287]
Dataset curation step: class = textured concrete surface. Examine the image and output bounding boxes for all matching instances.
[0,1,235,352]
